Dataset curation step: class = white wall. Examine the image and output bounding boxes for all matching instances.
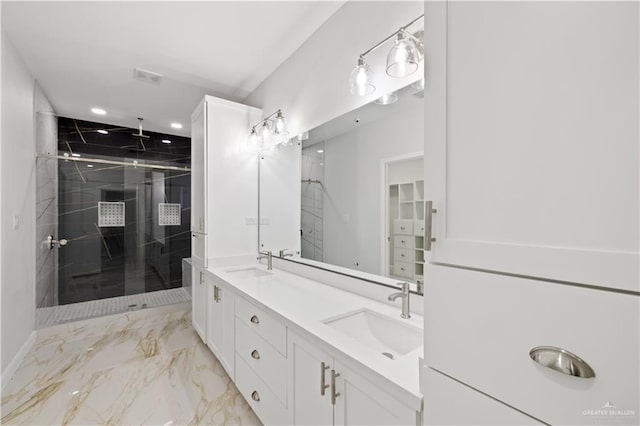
[1,32,36,379]
[322,97,424,275]
[246,1,424,137]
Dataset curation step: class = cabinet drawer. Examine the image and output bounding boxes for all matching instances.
[393,235,414,250]
[393,261,413,279]
[393,219,413,235]
[236,355,289,425]
[425,264,640,425]
[236,296,287,356]
[423,367,541,425]
[394,248,414,264]
[413,220,425,236]
[236,319,287,405]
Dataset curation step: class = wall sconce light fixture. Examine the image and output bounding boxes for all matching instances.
[349,14,424,97]
[247,109,288,152]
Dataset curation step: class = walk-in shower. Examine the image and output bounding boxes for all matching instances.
[35,115,191,325]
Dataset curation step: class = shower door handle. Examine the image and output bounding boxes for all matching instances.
[46,235,68,249]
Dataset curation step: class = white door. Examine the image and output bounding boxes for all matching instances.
[191,265,207,342]
[290,334,334,426]
[423,1,639,292]
[333,360,417,426]
[206,276,222,356]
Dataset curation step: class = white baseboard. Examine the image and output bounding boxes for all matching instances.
[1,330,36,392]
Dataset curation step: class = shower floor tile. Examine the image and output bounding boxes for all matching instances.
[1,303,260,426]
[36,287,191,328]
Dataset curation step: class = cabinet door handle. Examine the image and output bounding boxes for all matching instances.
[251,349,260,360]
[424,201,437,251]
[251,390,260,402]
[330,369,340,405]
[199,271,204,285]
[213,286,221,303]
[320,362,330,396]
[529,346,595,378]
[250,315,260,324]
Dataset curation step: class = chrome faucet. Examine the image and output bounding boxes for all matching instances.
[257,250,273,270]
[388,282,411,319]
[279,248,294,258]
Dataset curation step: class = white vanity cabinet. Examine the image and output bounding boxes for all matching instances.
[191,263,207,342]
[291,333,419,426]
[206,274,235,379]
[234,296,290,425]
[423,1,639,292]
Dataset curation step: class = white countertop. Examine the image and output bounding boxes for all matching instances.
[205,256,424,410]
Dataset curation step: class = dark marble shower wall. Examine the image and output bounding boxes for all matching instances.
[56,117,191,305]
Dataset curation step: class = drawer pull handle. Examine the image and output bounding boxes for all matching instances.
[331,369,340,405]
[251,349,260,359]
[529,346,595,379]
[251,390,260,402]
[250,315,260,324]
[401,240,406,244]
[320,362,330,396]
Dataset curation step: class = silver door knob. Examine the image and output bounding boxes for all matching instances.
[251,349,260,359]
[250,315,260,324]
[251,390,260,402]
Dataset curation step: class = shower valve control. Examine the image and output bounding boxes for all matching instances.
[46,235,68,249]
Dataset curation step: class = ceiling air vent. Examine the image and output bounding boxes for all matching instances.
[133,68,163,84]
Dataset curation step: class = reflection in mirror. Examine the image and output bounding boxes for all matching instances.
[299,82,424,283]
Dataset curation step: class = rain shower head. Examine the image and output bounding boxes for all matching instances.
[132,117,150,139]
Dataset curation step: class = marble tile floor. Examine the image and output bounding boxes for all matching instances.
[1,303,261,425]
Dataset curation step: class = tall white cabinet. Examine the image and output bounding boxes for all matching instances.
[424,1,639,292]
[422,2,639,425]
[190,95,262,345]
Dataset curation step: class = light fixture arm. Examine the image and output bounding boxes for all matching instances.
[359,14,424,59]
[250,109,283,131]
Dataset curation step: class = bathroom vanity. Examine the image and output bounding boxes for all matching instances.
[192,257,424,426]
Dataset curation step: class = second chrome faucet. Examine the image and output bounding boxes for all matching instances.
[388,282,411,319]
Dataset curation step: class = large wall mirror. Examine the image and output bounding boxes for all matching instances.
[259,80,425,288]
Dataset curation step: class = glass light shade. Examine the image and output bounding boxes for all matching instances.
[274,112,286,134]
[349,59,375,96]
[261,122,275,150]
[386,32,420,78]
[374,91,399,105]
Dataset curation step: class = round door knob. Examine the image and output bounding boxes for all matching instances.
[59,239,68,246]
[250,315,259,324]
[251,349,260,359]
[251,391,260,402]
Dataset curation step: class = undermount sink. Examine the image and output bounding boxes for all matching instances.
[322,309,422,360]
[224,267,273,279]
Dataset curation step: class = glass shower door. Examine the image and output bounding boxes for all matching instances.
[54,156,191,305]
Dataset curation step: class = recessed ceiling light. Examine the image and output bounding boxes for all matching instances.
[91,108,106,115]
[317,149,324,153]
[161,139,172,144]
[87,164,94,168]
[97,129,108,134]
[170,122,183,129]
[71,153,81,157]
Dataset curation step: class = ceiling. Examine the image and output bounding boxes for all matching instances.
[2,1,345,137]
